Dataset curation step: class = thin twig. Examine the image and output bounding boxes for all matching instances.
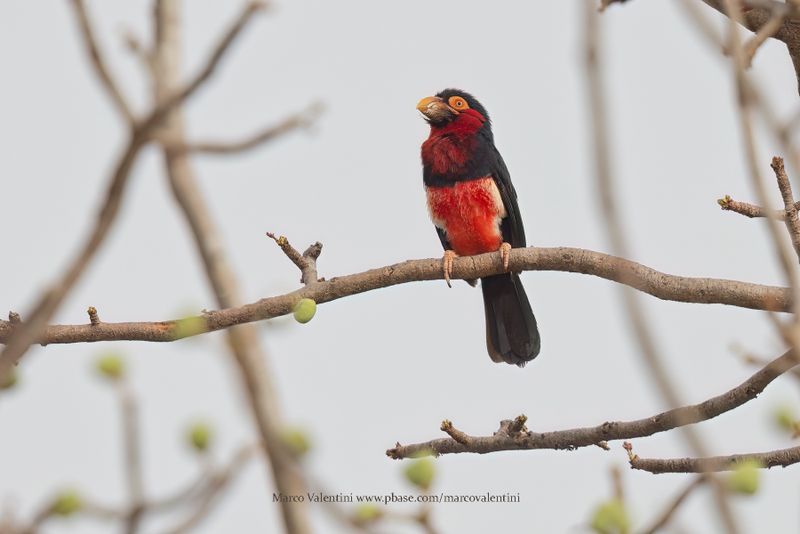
[181,102,324,155]
[121,29,154,77]
[266,233,323,285]
[772,156,800,261]
[640,476,706,534]
[741,9,786,67]
[151,0,268,128]
[718,194,797,219]
[67,0,135,124]
[698,0,800,90]
[162,445,258,534]
[386,350,798,458]
[116,380,144,534]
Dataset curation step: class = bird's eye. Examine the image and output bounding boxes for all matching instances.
[448,96,469,110]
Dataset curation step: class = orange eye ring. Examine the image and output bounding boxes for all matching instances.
[448,96,469,110]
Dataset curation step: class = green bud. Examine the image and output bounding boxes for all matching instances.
[404,458,435,491]
[728,459,761,495]
[281,427,312,457]
[186,422,213,452]
[590,499,629,534]
[52,489,82,516]
[773,405,797,432]
[293,298,316,324]
[95,354,124,380]
[0,370,17,390]
[174,316,206,340]
[354,503,381,523]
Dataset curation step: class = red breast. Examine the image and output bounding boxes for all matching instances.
[426,177,506,256]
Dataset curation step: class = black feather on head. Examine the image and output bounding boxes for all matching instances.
[435,88,491,125]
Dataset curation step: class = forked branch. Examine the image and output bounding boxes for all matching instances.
[386,350,797,459]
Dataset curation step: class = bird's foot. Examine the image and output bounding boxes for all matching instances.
[499,242,512,271]
[442,249,457,288]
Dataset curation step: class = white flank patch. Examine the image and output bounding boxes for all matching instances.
[481,177,507,218]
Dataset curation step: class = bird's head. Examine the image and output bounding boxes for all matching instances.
[416,88,490,131]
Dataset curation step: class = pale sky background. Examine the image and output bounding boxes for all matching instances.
[1,1,799,533]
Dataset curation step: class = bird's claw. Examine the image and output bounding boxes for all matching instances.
[442,250,457,288]
[499,242,512,271]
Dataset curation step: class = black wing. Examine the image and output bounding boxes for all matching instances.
[435,227,451,251]
[489,145,526,248]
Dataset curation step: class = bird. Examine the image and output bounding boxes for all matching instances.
[417,88,540,366]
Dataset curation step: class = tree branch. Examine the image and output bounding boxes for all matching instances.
[640,476,706,534]
[0,127,149,379]
[162,445,258,534]
[117,380,144,534]
[699,0,800,93]
[266,233,323,285]
[607,0,800,92]
[627,444,800,473]
[151,2,311,533]
[67,0,135,124]
[741,7,787,66]
[0,246,790,346]
[717,194,797,219]
[180,102,324,155]
[0,0,266,380]
[386,350,798,459]
[772,156,800,261]
[153,0,268,120]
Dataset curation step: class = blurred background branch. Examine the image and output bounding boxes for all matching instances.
[150,1,311,532]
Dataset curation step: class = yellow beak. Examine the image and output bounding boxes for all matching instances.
[416,96,457,121]
[416,96,441,113]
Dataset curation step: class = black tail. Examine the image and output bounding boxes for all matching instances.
[481,273,540,367]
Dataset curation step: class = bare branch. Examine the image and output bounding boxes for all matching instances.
[15,443,256,534]
[116,380,144,534]
[699,0,800,93]
[641,476,706,534]
[628,445,800,473]
[0,246,790,346]
[67,0,135,124]
[0,0,271,383]
[0,127,149,379]
[162,445,258,534]
[266,233,323,285]
[772,156,800,261]
[386,350,797,459]
[151,0,268,122]
[743,352,800,382]
[599,0,632,11]
[150,2,310,533]
[586,2,737,527]
[717,194,795,219]
[440,420,474,446]
[181,102,324,155]
[121,29,154,76]
[741,8,786,66]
